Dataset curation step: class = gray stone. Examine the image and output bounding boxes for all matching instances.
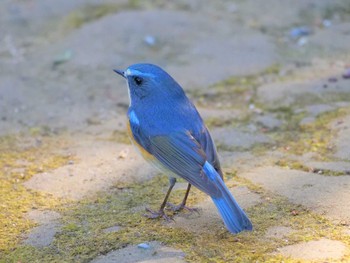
[299,116,316,126]
[241,166,350,223]
[310,23,350,52]
[219,151,256,170]
[102,225,121,233]
[257,78,350,106]
[23,222,60,248]
[297,104,336,125]
[168,186,261,234]
[304,161,350,174]
[0,8,277,136]
[255,115,283,130]
[212,127,271,149]
[26,210,61,224]
[198,108,242,123]
[304,104,335,117]
[332,115,350,160]
[52,10,276,88]
[277,238,346,260]
[24,139,158,200]
[236,0,346,29]
[234,186,262,209]
[23,210,62,247]
[91,241,186,263]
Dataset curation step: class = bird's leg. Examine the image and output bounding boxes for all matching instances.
[144,177,176,221]
[166,184,199,213]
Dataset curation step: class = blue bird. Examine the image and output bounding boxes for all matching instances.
[114,63,252,234]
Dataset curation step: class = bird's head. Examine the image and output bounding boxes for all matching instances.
[114,63,184,106]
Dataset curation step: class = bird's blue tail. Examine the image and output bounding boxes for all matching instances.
[203,162,252,234]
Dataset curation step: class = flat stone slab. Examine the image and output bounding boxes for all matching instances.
[53,10,276,89]
[332,115,350,160]
[168,186,261,234]
[23,222,60,248]
[26,210,61,224]
[304,161,350,174]
[24,138,157,200]
[23,210,62,248]
[297,104,336,125]
[240,166,350,223]
[236,0,341,29]
[0,8,277,136]
[219,151,256,171]
[197,108,242,123]
[303,104,335,117]
[257,78,350,106]
[277,238,346,261]
[91,241,186,263]
[212,127,271,149]
[255,115,283,130]
[310,22,350,52]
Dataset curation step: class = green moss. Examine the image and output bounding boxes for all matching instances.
[64,4,122,29]
[294,93,350,108]
[63,1,142,30]
[275,158,350,176]
[2,101,350,261]
[0,135,72,253]
[3,168,350,262]
[217,141,274,154]
[107,130,131,145]
[269,107,349,159]
[275,159,311,172]
[204,117,233,129]
[191,64,282,109]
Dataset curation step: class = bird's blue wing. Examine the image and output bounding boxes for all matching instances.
[148,131,221,197]
[197,126,223,179]
[129,120,221,197]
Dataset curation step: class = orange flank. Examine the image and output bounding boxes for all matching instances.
[126,120,155,162]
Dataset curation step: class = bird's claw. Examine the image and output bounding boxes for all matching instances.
[144,208,174,222]
[166,202,200,214]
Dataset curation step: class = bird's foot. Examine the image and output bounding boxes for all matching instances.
[144,208,173,221]
[166,202,200,214]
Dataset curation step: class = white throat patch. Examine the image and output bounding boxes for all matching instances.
[129,110,140,125]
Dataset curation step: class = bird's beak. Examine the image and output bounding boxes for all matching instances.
[113,69,126,78]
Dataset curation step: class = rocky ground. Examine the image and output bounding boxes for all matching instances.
[1,0,350,262]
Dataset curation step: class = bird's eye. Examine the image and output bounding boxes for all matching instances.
[133,76,143,86]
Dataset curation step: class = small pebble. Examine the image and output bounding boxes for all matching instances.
[144,35,156,46]
[137,243,151,249]
[53,50,73,67]
[291,210,299,216]
[322,19,332,28]
[289,26,311,39]
[118,149,129,159]
[297,37,308,46]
